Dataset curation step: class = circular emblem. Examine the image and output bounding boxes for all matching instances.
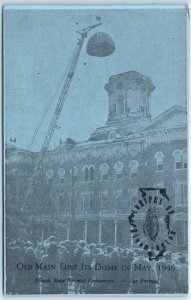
[128,188,176,261]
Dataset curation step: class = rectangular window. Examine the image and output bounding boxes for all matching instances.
[157,163,163,171]
[175,219,188,245]
[176,220,184,245]
[185,220,188,243]
[83,193,90,211]
[84,168,89,181]
[131,172,137,178]
[116,173,123,179]
[79,198,84,211]
[102,174,108,180]
[175,183,182,206]
[114,103,117,115]
[125,101,128,113]
[155,182,164,198]
[176,161,182,170]
[60,178,64,184]
[175,182,187,207]
[59,194,65,210]
[183,162,187,169]
[101,191,109,210]
[129,188,138,211]
[114,189,124,210]
[183,183,187,206]
[123,189,128,197]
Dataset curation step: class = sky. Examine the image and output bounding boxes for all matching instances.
[3,5,188,151]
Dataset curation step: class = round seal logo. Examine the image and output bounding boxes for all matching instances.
[128,188,176,261]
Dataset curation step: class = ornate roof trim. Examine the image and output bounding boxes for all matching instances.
[142,105,187,130]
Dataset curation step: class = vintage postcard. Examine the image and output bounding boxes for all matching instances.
[3,5,188,294]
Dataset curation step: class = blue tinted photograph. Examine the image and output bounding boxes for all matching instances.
[3,5,188,295]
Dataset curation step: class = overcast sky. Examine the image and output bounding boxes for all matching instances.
[4,5,188,151]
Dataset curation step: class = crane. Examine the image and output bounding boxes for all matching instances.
[21,22,102,212]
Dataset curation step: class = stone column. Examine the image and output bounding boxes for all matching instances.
[84,220,88,242]
[130,232,133,249]
[67,226,70,240]
[114,220,117,246]
[99,220,102,244]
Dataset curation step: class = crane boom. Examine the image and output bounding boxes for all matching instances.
[41,22,101,153]
[21,22,102,212]
[41,33,84,152]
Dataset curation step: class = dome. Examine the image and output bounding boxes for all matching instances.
[86,32,115,57]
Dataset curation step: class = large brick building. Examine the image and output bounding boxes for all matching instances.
[5,71,187,250]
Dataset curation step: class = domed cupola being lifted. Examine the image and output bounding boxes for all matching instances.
[104,71,155,132]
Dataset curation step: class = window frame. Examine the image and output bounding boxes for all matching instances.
[57,168,65,184]
[100,163,109,181]
[129,160,139,177]
[154,151,164,172]
[173,149,183,170]
[114,161,123,180]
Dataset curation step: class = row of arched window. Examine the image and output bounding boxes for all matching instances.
[45,149,187,182]
[46,160,139,182]
[83,161,139,181]
[155,149,187,171]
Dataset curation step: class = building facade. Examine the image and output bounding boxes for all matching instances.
[5,71,187,250]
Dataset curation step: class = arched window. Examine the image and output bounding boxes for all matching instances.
[129,160,139,177]
[83,165,95,181]
[100,163,109,180]
[173,150,182,170]
[89,166,95,181]
[114,161,123,179]
[46,169,54,180]
[57,168,65,183]
[70,167,78,182]
[182,149,187,169]
[154,151,164,171]
[83,166,89,182]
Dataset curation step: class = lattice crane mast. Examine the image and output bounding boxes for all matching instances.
[21,22,101,212]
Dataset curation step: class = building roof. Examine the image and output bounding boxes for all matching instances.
[109,71,145,80]
[105,70,155,92]
[5,141,21,150]
[142,105,187,130]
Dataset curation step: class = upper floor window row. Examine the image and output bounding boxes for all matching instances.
[154,150,187,171]
[45,149,187,182]
[46,167,78,183]
[100,160,139,180]
[46,161,140,182]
